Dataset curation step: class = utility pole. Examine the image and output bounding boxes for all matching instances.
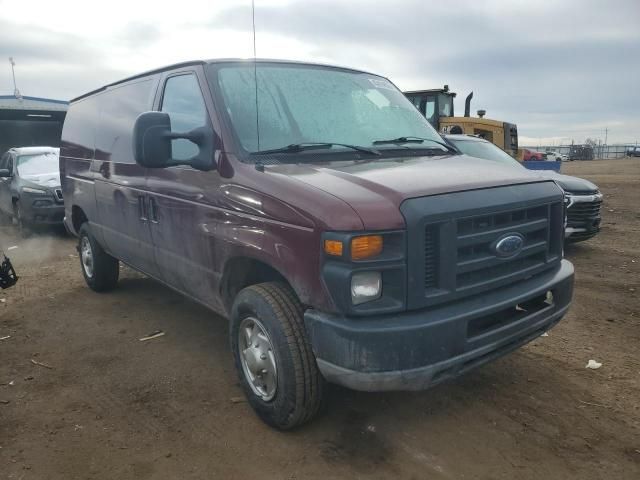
[604,127,608,146]
[8,57,21,99]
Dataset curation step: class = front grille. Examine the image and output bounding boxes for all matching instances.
[567,199,601,226]
[402,183,565,310]
[454,204,550,291]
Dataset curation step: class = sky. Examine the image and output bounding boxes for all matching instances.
[0,0,638,145]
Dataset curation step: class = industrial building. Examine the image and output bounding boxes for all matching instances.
[0,94,68,154]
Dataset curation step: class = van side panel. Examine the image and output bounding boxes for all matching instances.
[60,96,98,237]
[92,76,159,276]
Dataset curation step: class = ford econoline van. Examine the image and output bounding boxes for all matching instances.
[61,59,574,429]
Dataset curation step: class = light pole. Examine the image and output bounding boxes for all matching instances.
[8,57,21,99]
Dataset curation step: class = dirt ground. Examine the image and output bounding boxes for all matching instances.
[1,158,638,479]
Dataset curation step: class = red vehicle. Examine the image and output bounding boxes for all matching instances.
[60,59,574,429]
[522,148,545,161]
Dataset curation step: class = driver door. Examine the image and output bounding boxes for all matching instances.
[145,69,225,311]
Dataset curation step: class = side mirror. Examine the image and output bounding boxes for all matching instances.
[133,111,216,171]
[0,169,11,178]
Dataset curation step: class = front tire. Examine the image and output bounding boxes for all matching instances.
[231,282,326,430]
[78,223,119,292]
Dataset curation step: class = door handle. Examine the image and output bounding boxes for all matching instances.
[138,196,148,221]
[149,197,158,223]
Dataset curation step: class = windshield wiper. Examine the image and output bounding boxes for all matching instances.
[372,136,458,154]
[251,142,381,156]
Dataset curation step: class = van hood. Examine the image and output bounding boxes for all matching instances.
[267,154,553,230]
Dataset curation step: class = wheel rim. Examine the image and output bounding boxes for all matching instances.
[238,316,278,401]
[80,236,94,278]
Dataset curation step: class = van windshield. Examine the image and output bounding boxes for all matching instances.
[17,152,60,177]
[209,62,446,156]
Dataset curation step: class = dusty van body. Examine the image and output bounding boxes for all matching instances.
[61,59,574,429]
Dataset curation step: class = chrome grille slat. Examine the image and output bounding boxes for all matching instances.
[569,207,601,214]
[568,203,601,214]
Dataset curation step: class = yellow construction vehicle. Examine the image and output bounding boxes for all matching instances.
[404,86,519,157]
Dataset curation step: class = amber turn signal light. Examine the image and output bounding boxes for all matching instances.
[324,239,344,256]
[351,235,383,260]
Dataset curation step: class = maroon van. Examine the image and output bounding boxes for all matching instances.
[60,59,574,429]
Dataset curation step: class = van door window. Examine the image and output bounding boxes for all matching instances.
[161,74,208,162]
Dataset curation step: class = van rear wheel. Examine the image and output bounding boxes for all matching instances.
[231,282,326,429]
[78,223,119,292]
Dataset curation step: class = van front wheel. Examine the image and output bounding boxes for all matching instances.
[231,282,326,429]
[78,223,119,292]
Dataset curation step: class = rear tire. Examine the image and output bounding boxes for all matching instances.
[231,282,326,430]
[78,223,119,292]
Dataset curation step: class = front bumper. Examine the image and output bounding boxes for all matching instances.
[20,193,65,225]
[304,259,574,392]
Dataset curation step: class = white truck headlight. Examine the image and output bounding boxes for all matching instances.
[351,271,382,305]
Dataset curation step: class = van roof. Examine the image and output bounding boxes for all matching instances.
[70,59,377,103]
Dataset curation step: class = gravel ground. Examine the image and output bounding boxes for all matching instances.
[0,158,638,479]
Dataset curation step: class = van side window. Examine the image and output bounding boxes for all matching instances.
[95,78,157,163]
[61,97,99,160]
[161,74,207,161]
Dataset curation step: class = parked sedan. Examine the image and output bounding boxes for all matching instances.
[446,135,602,242]
[0,147,64,234]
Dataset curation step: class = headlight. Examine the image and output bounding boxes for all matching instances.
[351,271,382,305]
[22,187,47,195]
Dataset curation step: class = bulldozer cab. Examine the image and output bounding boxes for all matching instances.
[404,87,455,129]
[404,86,519,157]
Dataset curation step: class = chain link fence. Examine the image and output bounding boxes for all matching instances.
[521,144,637,160]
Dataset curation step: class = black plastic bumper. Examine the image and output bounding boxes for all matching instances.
[565,219,601,242]
[304,259,574,391]
[22,200,65,225]
[565,226,600,242]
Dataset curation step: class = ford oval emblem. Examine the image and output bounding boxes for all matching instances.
[494,233,525,258]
